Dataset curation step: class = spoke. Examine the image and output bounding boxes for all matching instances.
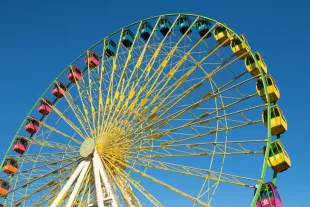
[103,154,210,207]
[101,16,200,136]
[42,95,86,139]
[123,139,266,159]
[72,65,96,138]
[37,119,82,144]
[108,55,252,149]
[28,138,79,151]
[124,156,258,187]
[11,152,79,164]
[103,153,163,207]
[6,159,82,204]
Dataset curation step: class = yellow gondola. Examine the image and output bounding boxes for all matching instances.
[263,140,291,172]
[262,105,287,135]
[256,75,280,103]
[245,52,267,77]
[230,34,250,59]
[213,26,231,46]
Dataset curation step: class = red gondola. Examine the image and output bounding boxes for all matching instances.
[84,51,100,68]
[12,137,28,154]
[38,99,53,115]
[0,180,10,197]
[52,82,67,98]
[2,158,18,175]
[255,182,282,207]
[67,66,82,82]
[24,117,40,134]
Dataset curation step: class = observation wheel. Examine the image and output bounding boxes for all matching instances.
[0,13,290,207]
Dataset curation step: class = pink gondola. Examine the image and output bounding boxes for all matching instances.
[38,99,53,115]
[67,66,82,82]
[84,51,100,68]
[24,117,40,134]
[255,182,282,207]
[12,137,28,155]
[52,82,67,98]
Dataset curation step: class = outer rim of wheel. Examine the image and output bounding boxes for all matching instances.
[0,13,273,207]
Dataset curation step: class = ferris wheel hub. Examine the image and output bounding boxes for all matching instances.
[79,138,95,157]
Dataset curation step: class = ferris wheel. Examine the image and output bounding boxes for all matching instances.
[0,13,291,207]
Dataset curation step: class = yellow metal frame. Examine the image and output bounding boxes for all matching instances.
[0,13,288,207]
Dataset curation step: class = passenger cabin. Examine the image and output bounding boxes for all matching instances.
[158,17,172,37]
[38,98,53,115]
[214,26,231,46]
[0,180,10,197]
[122,29,134,48]
[68,66,82,82]
[139,22,153,41]
[245,52,268,77]
[262,105,287,135]
[177,16,192,35]
[0,204,4,207]
[52,82,67,98]
[2,157,18,174]
[104,40,117,57]
[84,51,100,68]
[256,75,280,103]
[12,137,28,155]
[196,18,212,39]
[263,140,291,172]
[255,182,282,207]
[24,117,40,134]
[230,34,250,59]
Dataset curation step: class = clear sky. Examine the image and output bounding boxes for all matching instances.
[0,0,309,206]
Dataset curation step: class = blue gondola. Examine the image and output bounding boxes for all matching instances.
[177,16,192,35]
[139,22,153,41]
[104,39,117,57]
[158,17,172,37]
[122,29,134,48]
[196,18,212,39]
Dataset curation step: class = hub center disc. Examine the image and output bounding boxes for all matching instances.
[80,139,95,158]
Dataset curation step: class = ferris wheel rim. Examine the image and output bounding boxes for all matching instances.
[0,13,275,207]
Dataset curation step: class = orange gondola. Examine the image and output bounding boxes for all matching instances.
[0,180,10,197]
[2,158,18,174]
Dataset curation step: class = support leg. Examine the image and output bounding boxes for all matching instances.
[94,150,118,207]
[51,160,86,207]
[93,154,104,207]
[66,159,91,207]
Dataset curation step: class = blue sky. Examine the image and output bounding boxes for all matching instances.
[0,0,309,206]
